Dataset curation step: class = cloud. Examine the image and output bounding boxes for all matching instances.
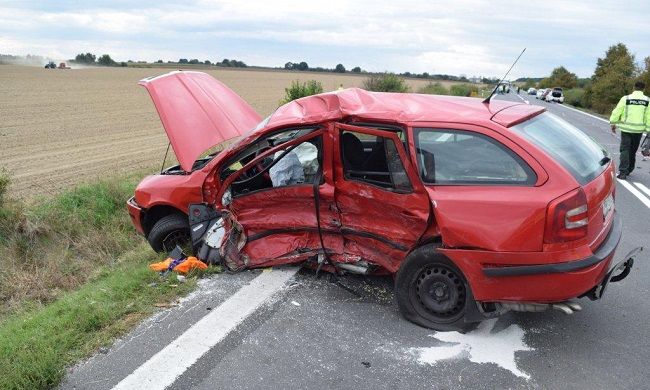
[1,1,649,78]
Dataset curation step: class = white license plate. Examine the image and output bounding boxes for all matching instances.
[602,193,614,221]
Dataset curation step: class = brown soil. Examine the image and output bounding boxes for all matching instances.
[0,64,446,198]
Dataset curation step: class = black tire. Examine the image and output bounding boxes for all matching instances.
[147,213,190,253]
[395,244,477,332]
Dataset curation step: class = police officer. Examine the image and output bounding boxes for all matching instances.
[610,81,650,179]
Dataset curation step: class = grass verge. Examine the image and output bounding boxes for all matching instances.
[0,170,219,389]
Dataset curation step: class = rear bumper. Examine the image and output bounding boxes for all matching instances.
[127,196,145,235]
[444,213,639,302]
[483,214,622,277]
[581,247,639,300]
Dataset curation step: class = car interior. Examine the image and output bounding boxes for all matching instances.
[221,128,322,196]
[340,130,412,192]
[416,130,534,184]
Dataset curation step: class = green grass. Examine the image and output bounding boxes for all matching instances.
[0,245,207,390]
[0,171,221,389]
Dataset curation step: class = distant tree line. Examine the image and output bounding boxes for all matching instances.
[72,52,117,66]
[283,61,352,73]
[280,61,488,83]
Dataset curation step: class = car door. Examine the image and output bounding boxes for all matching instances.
[214,126,344,269]
[412,124,550,252]
[333,123,431,273]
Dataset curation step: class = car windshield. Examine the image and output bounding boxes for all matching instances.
[513,112,608,185]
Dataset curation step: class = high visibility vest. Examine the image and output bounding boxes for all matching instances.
[609,90,650,133]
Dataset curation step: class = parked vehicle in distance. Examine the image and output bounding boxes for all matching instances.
[527,87,537,95]
[129,71,637,331]
[536,88,547,99]
[546,87,564,103]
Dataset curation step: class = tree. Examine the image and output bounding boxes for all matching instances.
[638,57,650,96]
[189,59,199,64]
[296,61,309,71]
[351,66,361,73]
[97,54,116,66]
[204,60,212,65]
[362,73,409,92]
[586,43,637,114]
[74,52,96,64]
[540,66,578,89]
[334,63,346,73]
[522,79,536,90]
[284,62,294,70]
[179,58,188,64]
[280,80,324,104]
[155,59,163,63]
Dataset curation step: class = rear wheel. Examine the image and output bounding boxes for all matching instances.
[147,214,190,253]
[395,244,477,332]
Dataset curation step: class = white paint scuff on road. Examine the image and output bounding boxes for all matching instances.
[112,267,299,390]
[618,180,650,209]
[410,319,533,379]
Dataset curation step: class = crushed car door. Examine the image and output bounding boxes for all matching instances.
[214,127,344,270]
[333,123,431,273]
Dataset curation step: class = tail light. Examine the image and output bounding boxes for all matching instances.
[544,188,588,243]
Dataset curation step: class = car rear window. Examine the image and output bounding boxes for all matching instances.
[512,112,608,185]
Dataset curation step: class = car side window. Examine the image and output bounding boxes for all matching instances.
[226,137,322,197]
[340,130,412,192]
[415,128,536,185]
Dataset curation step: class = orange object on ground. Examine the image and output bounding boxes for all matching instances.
[149,256,208,274]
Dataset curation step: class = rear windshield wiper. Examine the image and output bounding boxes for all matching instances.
[599,156,611,166]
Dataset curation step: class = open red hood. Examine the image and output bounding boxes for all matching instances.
[139,71,262,172]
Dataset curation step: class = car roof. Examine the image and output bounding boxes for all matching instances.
[259,88,541,131]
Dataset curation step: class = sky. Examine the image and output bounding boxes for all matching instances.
[1,0,648,79]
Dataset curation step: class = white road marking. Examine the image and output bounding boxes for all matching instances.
[112,267,299,390]
[633,182,650,200]
[618,180,650,209]
[554,102,609,123]
[410,319,533,379]
[514,93,530,104]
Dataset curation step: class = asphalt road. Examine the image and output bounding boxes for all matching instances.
[61,92,650,390]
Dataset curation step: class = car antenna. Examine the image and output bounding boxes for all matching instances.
[160,142,171,174]
[482,48,526,104]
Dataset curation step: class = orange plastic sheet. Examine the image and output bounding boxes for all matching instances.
[149,256,208,274]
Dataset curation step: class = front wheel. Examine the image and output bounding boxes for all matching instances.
[395,244,478,332]
[147,213,191,253]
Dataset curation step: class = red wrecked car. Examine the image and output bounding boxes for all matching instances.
[128,71,638,330]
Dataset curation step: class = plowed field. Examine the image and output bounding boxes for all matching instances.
[0,65,440,198]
